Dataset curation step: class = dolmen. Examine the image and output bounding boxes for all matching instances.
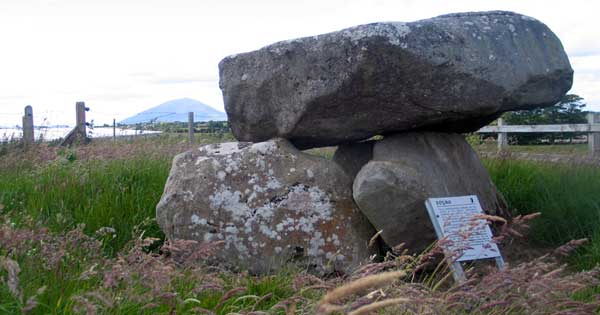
[157,11,572,274]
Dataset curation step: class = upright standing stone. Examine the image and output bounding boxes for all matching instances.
[156,139,376,274]
[332,141,374,178]
[352,132,508,252]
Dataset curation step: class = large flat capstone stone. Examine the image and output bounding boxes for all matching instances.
[352,132,508,252]
[156,139,375,274]
[219,11,572,149]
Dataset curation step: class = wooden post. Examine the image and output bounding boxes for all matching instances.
[497,118,508,150]
[22,105,34,146]
[587,112,599,155]
[188,112,194,144]
[59,101,89,146]
[76,101,87,139]
[113,118,116,141]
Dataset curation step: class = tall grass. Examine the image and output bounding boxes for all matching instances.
[0,133,231,253]
[0,157,170,254]
[1,139,600,313]
[484,158,600,268]
[0,223,303,314]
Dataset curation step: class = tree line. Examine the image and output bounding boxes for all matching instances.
[501,94,588,144]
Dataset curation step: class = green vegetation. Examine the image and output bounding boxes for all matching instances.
[0,157,169,254]
[475,142,590,155]
[501,94,588,144]
[1,136,599,314]
[128,120,232,135]
[485,158,600,269]
[0,133,229,254]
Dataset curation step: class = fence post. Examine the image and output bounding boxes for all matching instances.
[587,112,599,155]
[76,101,87,139]
[188,112,194,144]
[497,118,508,151]
[22,105,34,146]
[113,118,116,141]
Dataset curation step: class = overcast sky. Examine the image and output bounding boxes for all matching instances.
[0,0,598,126]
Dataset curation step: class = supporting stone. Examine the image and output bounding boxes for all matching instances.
[352,132,508,252]
[156,139,376,274]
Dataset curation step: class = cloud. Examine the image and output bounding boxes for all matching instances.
[128,72,155,78]
[1,0,600,117]
[0,95,27,101]
[569,51,600,58]
[152,77,218,85]
[89,93,147,102]
[127,71,219,86]
[571,55,600,72]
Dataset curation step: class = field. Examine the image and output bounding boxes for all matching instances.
[1,135,599,314]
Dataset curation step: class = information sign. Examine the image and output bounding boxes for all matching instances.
[425,195,504,281]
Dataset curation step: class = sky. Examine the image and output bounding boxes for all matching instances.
[0,0,598,127]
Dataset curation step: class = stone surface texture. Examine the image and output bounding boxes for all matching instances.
[156,139,375,274]
[219,11,572,149]
[352,132,508,251]
[332,141,374,179]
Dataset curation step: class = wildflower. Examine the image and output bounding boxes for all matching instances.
[95,226,116,237]
[1,257,22,301]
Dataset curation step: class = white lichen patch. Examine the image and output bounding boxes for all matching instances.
[520,15,536,21]
[249,141,277,155]
[508,24,516,33]
[206,180,337,260]
[390,22,411,37]
[190,214,207,226]
[341,22,411,47]
[224,226,239,234]
[266,177,282,190]
[308,231,326,256]
[195,156,209,165]
[182,191,194,202]
[223,53,239,60]
[284,185,332,217]
[331,234,341,246]
[175,139,355,269]
[209,187,251,220]
[200,142,243,156]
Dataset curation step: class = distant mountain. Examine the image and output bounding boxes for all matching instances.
[120,98,227,124]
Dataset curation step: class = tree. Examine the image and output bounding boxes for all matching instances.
[501,94,587,144]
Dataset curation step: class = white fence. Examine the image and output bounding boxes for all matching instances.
[477,113,600,155]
